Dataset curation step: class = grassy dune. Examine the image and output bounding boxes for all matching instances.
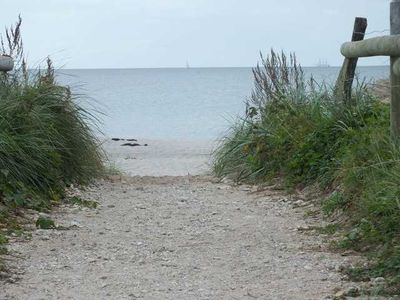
[0,19,104,267]
[213,50,400,294]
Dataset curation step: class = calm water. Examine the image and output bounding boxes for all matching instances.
[57,66,389,140]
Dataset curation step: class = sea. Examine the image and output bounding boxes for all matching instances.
[57,66,389,140]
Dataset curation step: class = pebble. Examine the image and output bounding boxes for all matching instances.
[333,290,345,299]
[294,200,306,207]
[371,277,385,286]
[70,221,81,228]
[344,286,360,297]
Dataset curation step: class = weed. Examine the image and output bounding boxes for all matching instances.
[35,217,56,229]
[316,224,339,235]
[104,163,122,177]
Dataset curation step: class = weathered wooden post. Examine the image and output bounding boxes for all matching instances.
[391,0,400,138]
[0,55,14,72]
[335,17,368,104]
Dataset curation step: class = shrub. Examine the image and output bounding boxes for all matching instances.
[0,17,104,210]
[213,49,400,292]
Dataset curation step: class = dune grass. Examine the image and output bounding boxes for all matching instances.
[0,19,103,212]
[213,50,400,293]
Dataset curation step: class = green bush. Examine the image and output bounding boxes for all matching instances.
[213,49,400,291]
[0,18,104,211]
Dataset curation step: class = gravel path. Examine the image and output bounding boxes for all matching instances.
[1,175,357,299]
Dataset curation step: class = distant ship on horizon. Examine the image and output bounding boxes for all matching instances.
[186,60,190,69]
[316,59,330,67]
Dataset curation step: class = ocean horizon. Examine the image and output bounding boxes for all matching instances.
[57,66,390,140]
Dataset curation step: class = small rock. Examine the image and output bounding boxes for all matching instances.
[341,250,357,257]
[335,264,345,272]
[344,286,360,297]
[70,221,81,228]
[121,143,140,147]
[304,265,312,271]
[240,186,252,192]
[333,290,345,300]
[297,225,312,231]
[294,200,306,207]
[372,277,385,286]
[7,277,18,284]
[38,212,51,218]
[221,177,231,184]
[0,272,9,279]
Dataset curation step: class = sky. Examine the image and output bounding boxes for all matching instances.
[1,0,390,69]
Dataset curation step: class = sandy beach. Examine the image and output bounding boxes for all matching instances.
[103,138,216,176]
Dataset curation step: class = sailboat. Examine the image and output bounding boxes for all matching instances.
[186,60,190,69]
[316,59,330,67]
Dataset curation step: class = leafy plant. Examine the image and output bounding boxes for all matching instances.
[35,216,56,229]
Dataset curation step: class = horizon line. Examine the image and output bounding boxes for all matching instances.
[53,65,390,70]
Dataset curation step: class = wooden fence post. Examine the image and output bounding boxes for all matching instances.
[335,17,368,104]
[391,0,400,138]
[0,55,14,72]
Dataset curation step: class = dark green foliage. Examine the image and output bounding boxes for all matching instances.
[213,49,400,290]
[0,19,104,212]
[0,234,7,245]
[0,233,8,255]
[35,216,56,229]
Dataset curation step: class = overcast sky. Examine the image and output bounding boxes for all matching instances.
[1,0,390,69]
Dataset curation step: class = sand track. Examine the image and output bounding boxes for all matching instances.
[2,176,354,299]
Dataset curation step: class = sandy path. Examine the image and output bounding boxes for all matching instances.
[2,175,353,300]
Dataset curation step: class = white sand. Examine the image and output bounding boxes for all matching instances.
[102,138,217,176]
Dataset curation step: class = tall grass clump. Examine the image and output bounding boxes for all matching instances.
[213,49,400,292]
[0,17,103,211]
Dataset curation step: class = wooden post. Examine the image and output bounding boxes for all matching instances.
[0,55,14,72]
[335,17,367,104]
[391,0,400,138]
